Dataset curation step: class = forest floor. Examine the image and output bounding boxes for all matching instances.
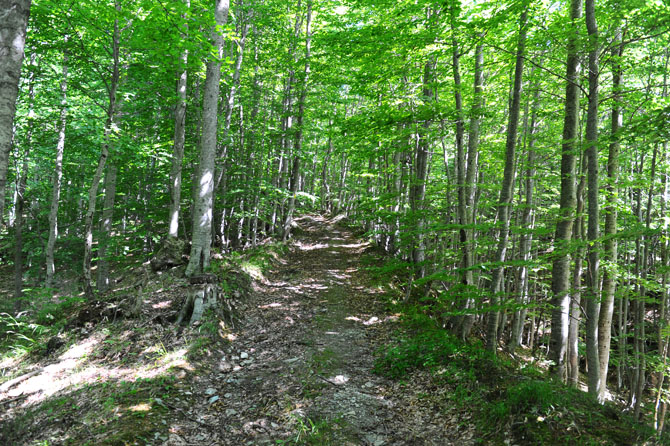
[0,215,475,445]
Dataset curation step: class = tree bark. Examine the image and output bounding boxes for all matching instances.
[550,0,582,381]
[96,163,118,292]
[568,154,587,386]
[46,45,68,288]
[186,0,230,277]
[584,0,601,398]
[168,0,190,239]
[83,3,121,299]
[487,8,527,353]
[598,27,622,401]
[0,0,31,226]
[13,52,35,303]
[282,0,312,241]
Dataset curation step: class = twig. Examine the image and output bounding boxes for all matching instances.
[0,391,39,406]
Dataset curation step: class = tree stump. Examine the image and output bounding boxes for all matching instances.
[176,274,220,326]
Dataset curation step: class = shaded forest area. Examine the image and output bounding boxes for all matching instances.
[1,0,670,443]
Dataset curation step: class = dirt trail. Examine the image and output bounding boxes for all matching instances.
[178,215,472,445]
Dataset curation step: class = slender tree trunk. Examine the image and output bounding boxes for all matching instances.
[168,0,190,239]
[0,0,31,226]
[409,58,435,282]
[598,27,623,401]
[83,4,121,298]
[185,0,230,277]
[584,0,601,398]
[568,155,587,386]
[487,8,527,353]
[96,163,117,292]
[452,33,483,339]
[46,45,68,288]
[14,52,36,303]
[283,1,312,241]
[549,0,582,381]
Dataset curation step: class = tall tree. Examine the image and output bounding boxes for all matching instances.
[486,6,528,353]
[46,44,68,288]
[82,0,121,298]
[549,0,582,380]
[167,0,190,240]
[598,26,623,401]
[0,0,31,225]
[185,0,230,276]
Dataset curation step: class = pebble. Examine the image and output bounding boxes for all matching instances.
[208,395,220,404]
[225,409,238,416]
[240,352,249,359]
[224,393,232,398]
[219,362,233,372]
[205,388,217,395]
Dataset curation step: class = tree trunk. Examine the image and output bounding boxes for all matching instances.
[46,45,68,288]
[598,27,623,401]
[568,155,587,386]
[185,0,230,277]
[83,3,121,299]
[409,58,435,283]
[0,0,31,226]
[584,0,601,398]
[549,0,582,381]
[282,0,312,242]
[487,8,527,353]
[14,52,36,303]
[96,163,118,292]
[509,62,540,352]
[168,0,190,239]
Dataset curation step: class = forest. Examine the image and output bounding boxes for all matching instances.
[1,0,670,444]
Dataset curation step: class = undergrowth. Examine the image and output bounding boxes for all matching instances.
[374,309,667,445]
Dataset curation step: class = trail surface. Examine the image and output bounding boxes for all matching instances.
[0,215,474,445]
[178,215,474,445]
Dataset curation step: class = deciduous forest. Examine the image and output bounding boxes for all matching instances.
[1,0,670,444]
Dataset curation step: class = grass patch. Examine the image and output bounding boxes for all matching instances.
[278,415,348,445]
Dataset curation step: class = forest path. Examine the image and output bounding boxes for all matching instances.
[183,215,474,445]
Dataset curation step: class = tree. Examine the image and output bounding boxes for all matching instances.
[185,0,230,277]
[549,0,582,381]
[0,0,31,225]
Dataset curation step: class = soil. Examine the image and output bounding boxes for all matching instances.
[0,215,475,445]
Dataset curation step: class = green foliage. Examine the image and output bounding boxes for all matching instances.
[277,416,346,446]
[374,311,497,380]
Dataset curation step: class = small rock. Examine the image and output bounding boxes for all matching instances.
[271,422,279,429]
[205,388,217,395]
[364,382,374,389]
[240,352,249,359]
[224,393,232,398]
[241,360,253,366]
[225,409,238,416]
[232,355,240,361]
[208,395,220,404]
[284,357,300,363]
[219,362,233,372]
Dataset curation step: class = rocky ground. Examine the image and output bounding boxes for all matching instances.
[0,215,475,445]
